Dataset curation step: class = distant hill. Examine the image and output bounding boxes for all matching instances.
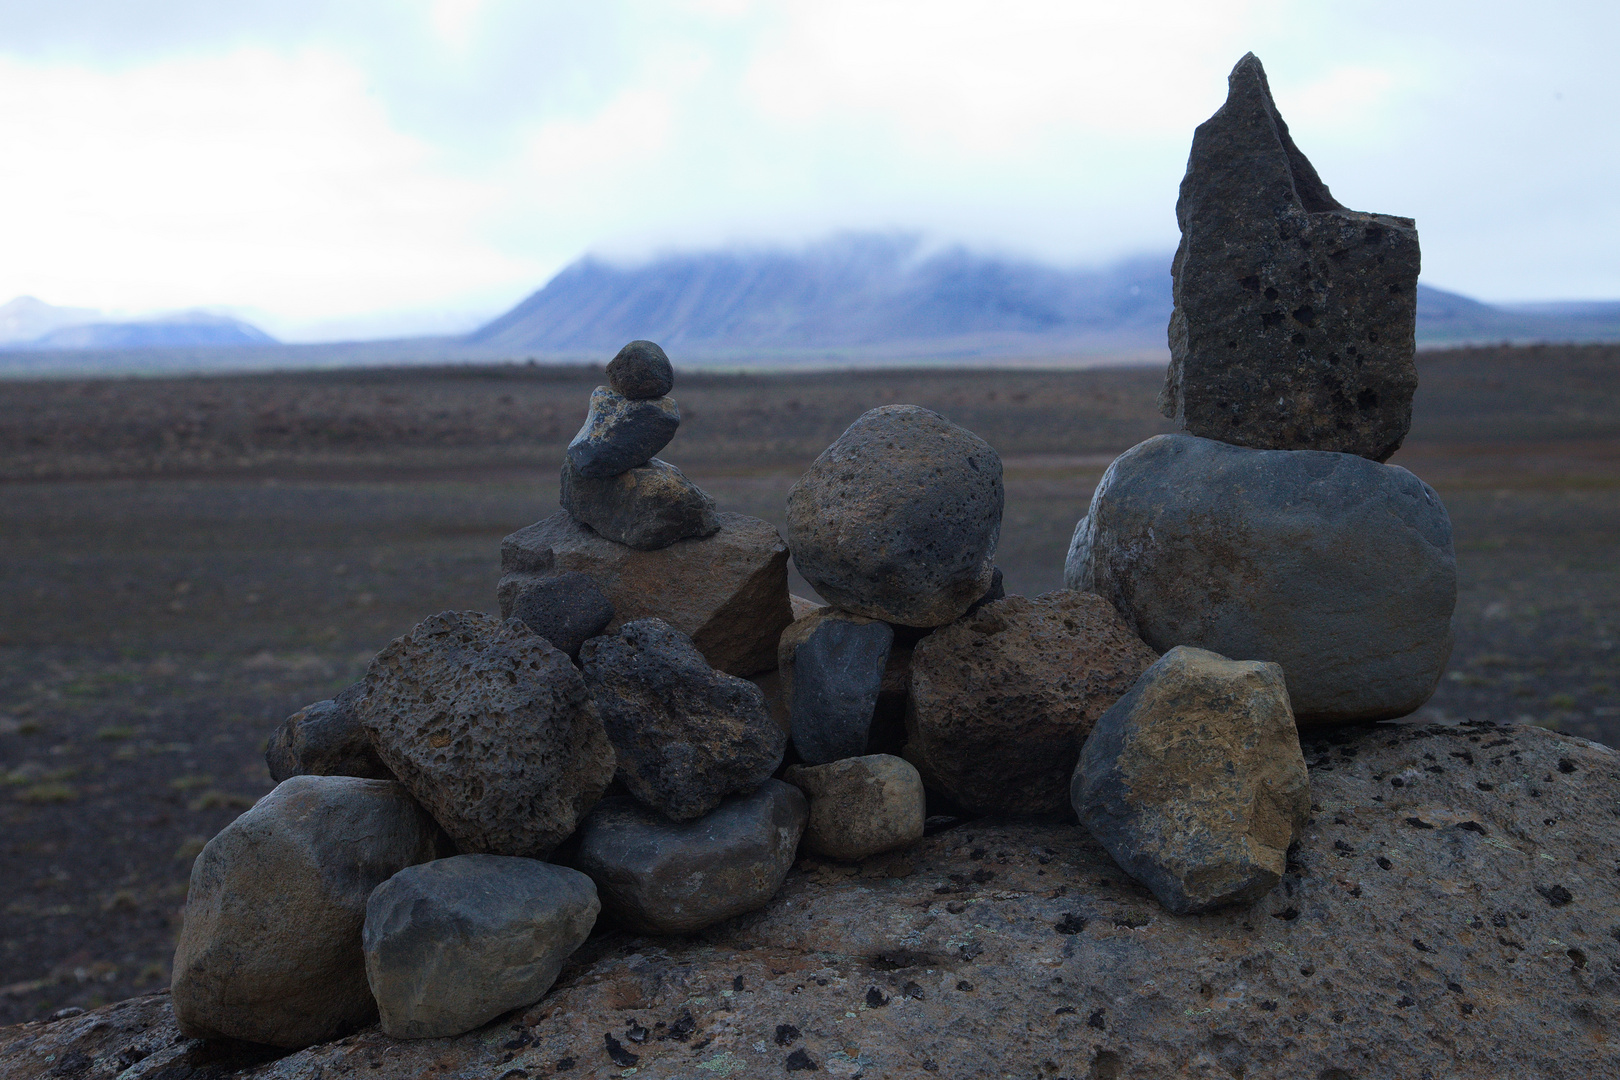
[0,300,276,351]
[0,297,102,345]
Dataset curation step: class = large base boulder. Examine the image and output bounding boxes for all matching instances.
[905,592,1158,815]
[170,776,440,1049]
[359,612,616,858]
[363,855,600,1040]
[785,754,924,861]
[266,682,392,782]
[1067,433,1455,724]
[500,510,792,677]
[1074,646,1311,914]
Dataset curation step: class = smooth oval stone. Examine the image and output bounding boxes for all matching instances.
[607,340,674,400]
[784,754,924,861]
[566,386,680,478]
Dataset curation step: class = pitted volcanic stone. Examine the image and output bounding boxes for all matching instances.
[499,510,792,676]
[785,754,924,861]
[171,775,440,1048]
[580,618,785,821]
[786,405,1003,627]
[1161,53,1420,462]
[560,456,719,551]
[905,591,1158,815]
[566,386,680,478]
[358,611,615,857]
[570,781,807,934]
[363,855,600,1040]
[1066,433,1456,724]
[789,616,894,765]
[1074,646,1310,915]
[266,682,392,782]
[509,571,615,658]
[606,339,674,400]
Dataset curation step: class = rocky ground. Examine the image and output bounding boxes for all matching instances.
[0,348,1615,1031]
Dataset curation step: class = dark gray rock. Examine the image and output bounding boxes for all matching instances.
[1073,646,1310,915]
[359,611,616,858]
[790,617,893,765]
[571,780,807,933]
[606,339,674,400]
[561,456,719,551]
[786,405,1003,627]
[1066,433,1456,724]
[266,682,392,782]
[171,775,440,1048]
[566,386,680,478]
[1162,53,1420,462]
[509,571,615,658]
[363,855,599,1039]
[580,619,785,821]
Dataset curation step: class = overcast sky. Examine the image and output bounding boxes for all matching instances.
[1,1,1616,340]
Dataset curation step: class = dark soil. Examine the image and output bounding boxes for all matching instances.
[0,346,1615,1024]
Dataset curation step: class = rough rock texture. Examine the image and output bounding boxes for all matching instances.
[606,339,674,400]
[571,781,807,934]
[265,682,392,782]
[560,457,719,551]
[785,754,925,861]
[580,619,786,822]
[170,775,440,1049]
[565,387,680,478]
[358,611,616,857]
[508,571,615,658]
[1067,433,1457,724]
[1075,646,1311,914]
[906,591,1159,815]
[363,855,600,1040]
[499,510,792,676]
[1162,53,1421,462]
[29,724,1618,1079]
[786,405,1004,627]
[778,609,893,765]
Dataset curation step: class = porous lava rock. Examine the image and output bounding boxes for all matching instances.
[905,591,1158,814]
[777,607,893,764]
[580,619,785,821]
[52,725,1617,1079]
[499,510,792,676]
[560,456,718,551]
[1074,646,1310,914]
[509,570,615,658]
[1066,433,1456,723]
[170,775,440,1049]
[606,339,674,400]
[358,611,616,857]
[570,781,807,934]
[565,386,681,478]
[786,405,1003,627]
[1162,53,1420,462]
[784,754,925,861]
[266,682,391,782]
[362,855,600,1040]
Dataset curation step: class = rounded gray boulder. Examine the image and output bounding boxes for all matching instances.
[606,339,674,400]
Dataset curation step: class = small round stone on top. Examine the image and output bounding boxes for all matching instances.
[607,340,674,400]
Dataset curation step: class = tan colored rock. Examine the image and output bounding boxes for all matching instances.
[170,775,440,1049]
[905,591,1158,815]
[1074,646,1311,914]
[789,593,824,620]
[499,510,792,676]
[785,754,925,861]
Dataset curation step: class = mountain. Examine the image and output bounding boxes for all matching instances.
[20,311,276,350]
[0,297,102,345]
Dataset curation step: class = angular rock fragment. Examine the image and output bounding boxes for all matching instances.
[786,614,893,765]
[1066,433,1456,723]
[1073,646,1311,914]
[266,682,392,782]
[510,571,615,658]
[363,855,599,1040]
[359,611,616,857]
[571,781,808,934]
[500,511,792,676]
[566,386,680,478]
[1162,53,1420,462]
[560,456,719,551]
[784,754,924,861]
[786,405,1003,627]
[905,592,1158,815]
[171,775,440,1048]
[607,339,674,400]
[580,619,785,821]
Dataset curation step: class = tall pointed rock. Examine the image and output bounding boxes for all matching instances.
[1161,53,1419,462]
